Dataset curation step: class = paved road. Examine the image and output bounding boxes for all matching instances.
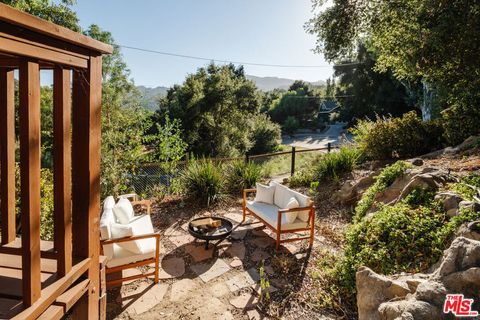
[281,123,351,149]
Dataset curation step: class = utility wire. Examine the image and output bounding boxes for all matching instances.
[119,45,361,69]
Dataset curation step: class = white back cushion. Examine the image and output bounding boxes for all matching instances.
[284,197,299,223]
[117,215,156,255]
[271,181,312,222]
[100,196,116,240]
[113,198,134,224]
[254,183,275,204]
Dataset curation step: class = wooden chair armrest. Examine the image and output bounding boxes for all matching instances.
[278,205,314,214]
[243,189,257,204]
[101,232,160,245]
[131,199,152,215]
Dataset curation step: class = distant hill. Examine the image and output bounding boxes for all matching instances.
[136,76,326,110]
[246,75,326,91]
[137,85,168,111]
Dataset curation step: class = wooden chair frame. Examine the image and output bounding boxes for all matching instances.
[100,232,160,287]
[242,188,315,250]
[100,197,159,287]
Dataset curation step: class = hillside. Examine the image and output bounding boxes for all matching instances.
[137,85,168,111]
[136,76,327,110]
[246,75,326,91]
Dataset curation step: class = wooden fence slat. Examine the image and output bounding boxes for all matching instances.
[0,68,16,244]
[19,59,41,306]
[53,67,72,277]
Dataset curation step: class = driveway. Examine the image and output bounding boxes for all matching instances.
[281,123,350,149]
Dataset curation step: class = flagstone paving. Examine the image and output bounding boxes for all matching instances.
[106,206,316,320]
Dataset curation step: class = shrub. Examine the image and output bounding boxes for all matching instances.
[249,114,281,155]
[315,146,362,181]
[290,146,362,187]
[354,161,409,221]
[181,159,223,206]
[338,203,480,302]
[448,173,480,201]
[225,161,262,195]
[352,111,445,160]
[283,116,299,135]
[442,102,480,146]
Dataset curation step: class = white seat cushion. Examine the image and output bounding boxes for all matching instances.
[105,243,155,268]
[254,183,275,204]
[246,201,308,231]
[271,181,312,222]
[113,198,135,224]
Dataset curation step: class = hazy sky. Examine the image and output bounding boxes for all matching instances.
[70,0,333,88]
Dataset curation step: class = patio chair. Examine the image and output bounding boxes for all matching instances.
[100,196,160,287]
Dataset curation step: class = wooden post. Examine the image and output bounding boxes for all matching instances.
[19,59,41,306]
[290,146,296,177]
[71,56,102,319]
[327,142,331,153]
[53,67,72,277]
[0,68,16,244]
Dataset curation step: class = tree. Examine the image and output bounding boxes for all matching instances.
[306,0,480,103]
[334,44,414,123]
[158,63,279,157]
[1,0,81,31]
[84,25,152,197]
[306,0,480,142]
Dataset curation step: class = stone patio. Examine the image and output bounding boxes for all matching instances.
[106,207,315,320]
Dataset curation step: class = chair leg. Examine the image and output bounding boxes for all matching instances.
[154,236,160,284]
[309,208,315,246]
[242,206,246,223]
[276,230,281,250]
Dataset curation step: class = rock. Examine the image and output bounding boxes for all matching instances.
[409,158,424,166]
[434,192,463,215]
[459,200,480,213]
[356,237,480,320]
[333,174,376,205]
[356,267,412,320]
[458,223,480,241]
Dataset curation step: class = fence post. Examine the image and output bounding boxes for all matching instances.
[291,146,296,177]
[245,153,250,164]
[328,142,331,153]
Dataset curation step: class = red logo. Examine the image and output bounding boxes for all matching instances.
[443,294,478,317]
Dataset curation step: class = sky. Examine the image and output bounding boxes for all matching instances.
[69,0,333,88]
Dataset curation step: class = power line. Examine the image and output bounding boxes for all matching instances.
[119,44,361,69]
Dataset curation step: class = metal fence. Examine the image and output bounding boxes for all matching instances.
[128,143,338,195]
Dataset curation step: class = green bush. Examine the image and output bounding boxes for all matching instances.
[338,203,480,302]
[181,159,223,206]
[315,146,362,181]
[442,102,480,146]
[249,114,282,155]
[352,111,445,160]
[283,116,299,135]
[354,161,410,221]
[225,161,262,195]
[448,173,480,201]
[290,146,362,187]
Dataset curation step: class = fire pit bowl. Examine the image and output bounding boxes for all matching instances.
[188,217,233,250]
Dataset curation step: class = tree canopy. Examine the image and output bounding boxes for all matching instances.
[157,63,280,157]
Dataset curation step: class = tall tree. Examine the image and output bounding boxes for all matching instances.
[334,44,414,123]
[158,63,280,157]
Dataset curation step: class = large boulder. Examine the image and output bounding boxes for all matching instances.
[334,174,376,205]
[435,192,464,217]
[356,237,480,320]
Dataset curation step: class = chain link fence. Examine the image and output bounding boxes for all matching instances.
[127,144,338,196]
